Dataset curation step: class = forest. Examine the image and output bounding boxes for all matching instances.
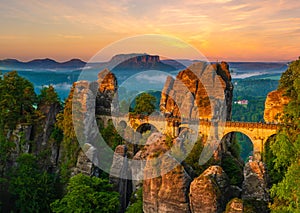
[0,58,299,212]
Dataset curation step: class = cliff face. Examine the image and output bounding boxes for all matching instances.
[69,69,118,175]
[160,62,233,121]
[264,89,289,123]
[241,161,270,213]
[242,161,269,202]
[141,133,192,213]
[96,69,118,115]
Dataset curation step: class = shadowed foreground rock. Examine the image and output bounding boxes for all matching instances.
[242,161,269,202]
[189,166,229,213]
[242,161,269,213]
[142,133,192,213]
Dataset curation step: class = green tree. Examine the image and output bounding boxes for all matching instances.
[126,187,143,213]
[269,58,300,212]
[132,93,156,115]
[38,85,60,106]
[101,120,123,150]
[51,173,120,213]
[56,85,80,181]
[9,153,56,212]
[0,71,36,130]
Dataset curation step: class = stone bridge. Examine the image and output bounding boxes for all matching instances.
[97,114,278,155]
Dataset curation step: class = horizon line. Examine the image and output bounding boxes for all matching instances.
[0,56,292,64]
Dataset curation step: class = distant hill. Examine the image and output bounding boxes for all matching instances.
[111,54,178,71]
[0,58,86,69]
[228,62,288,72]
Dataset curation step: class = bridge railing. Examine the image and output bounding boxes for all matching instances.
[97,114,278,130]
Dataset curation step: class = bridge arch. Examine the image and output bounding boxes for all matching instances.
[222,127,277,161]
[136,123,158,134]
[118,120,127,129]
[223,129,263,159]
[222,132,254,161]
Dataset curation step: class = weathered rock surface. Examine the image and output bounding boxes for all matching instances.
[10,124,33,164]
[264,89,289,123]
[160,62,233,121]
[242,161,269,202]
[143,160,192,213]
[225,198,243,213]
[96,69,118,115]
[142,133,192,213]
[34,102,61,166]
[189,165,230,213]
[72,148,93,176]
[110,145,132,213]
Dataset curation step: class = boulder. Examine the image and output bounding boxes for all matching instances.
[225,198,243,213]
[189,166,230,213]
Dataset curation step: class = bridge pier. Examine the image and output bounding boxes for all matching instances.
[252,138,266,161]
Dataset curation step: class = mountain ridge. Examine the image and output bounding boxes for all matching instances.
[0,58,86,69]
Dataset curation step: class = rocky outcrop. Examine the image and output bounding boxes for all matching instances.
[160,62,233,121]
[225,198,243,213]
[141,133,192,213]
[143,160,192,213]
[70,69,118,175]
[242,161,269,202]
[34,102,61,167]
[264,89,289,123]
[72,149,93,176]
[189,166,230,213]
[110,145,132,213]
[96,69,118,115]
[11,124,33,162]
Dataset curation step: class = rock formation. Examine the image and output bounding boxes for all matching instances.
[34,101,61,167]
[96,68,118,115]
[70,69,118,175]
[110,145,132,213]
[189,166,230,213]
[132,132,191,213]
[160,62,233,121]
[242,161,269,202]
[224,198,243,213]
[71,149,93,176]
[264,89,289,123]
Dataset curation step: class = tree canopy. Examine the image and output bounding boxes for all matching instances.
[132,93,156,115]
[51,173,120,213]
[9,153,56,212]
[0,71,36,130]
[269,58,300,212]
[38,85,60,106]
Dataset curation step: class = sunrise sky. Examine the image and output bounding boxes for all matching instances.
[1,0,300,62]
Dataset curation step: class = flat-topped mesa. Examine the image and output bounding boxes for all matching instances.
[160,61,233,121]
[111,54,177,71]
[264,89,290,123]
